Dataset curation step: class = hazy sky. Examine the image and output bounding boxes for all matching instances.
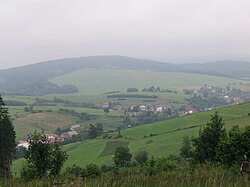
[1,0,250,69]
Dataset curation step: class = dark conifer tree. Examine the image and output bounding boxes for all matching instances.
[0,95,16,178]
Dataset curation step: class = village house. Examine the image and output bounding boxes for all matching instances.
[187,107,197,114]
[156,106,163,112]
[139,105,146,112]
[68,130,78,137]
[70,124,81,131]
[147,105,155,112]
[113,105,123,111]
[59,132,70,142]
[178,111,187,117]
[95,102,109,108]
[46,134,59,142]
[233,97,243,105]
[17,142,29,149]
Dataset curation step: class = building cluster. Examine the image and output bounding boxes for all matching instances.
[94,101,172,114]
[178,107,197,117]
[17,124,81,149]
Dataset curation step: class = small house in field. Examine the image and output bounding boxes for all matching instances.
[156,106,163,112]
[60,132,70,141]
[70,124,81,131]
[46,134,59,142]
[17,142,29,149]
[68,130,78,137]
[139,105,146,112]
[95,102,109,109]
[187,107,197,115]
[178,111,187,117]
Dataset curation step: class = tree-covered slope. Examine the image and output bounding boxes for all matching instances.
[180,61,250,80]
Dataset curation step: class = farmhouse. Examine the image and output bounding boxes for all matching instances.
[95,102,109,108]
[17,142,29,149]
[156,106,163,112]
[70,124,81,131]
[59,132,70,141]
[68,130,78,137]
[139,105,146,112]
[178,111,187,117]
[46,134,59,142]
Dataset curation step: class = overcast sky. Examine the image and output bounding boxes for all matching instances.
[1,0,250,69]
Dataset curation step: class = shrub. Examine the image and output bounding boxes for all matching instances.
[64,165,83,177]
[143,157,176,175]
[135,150,149,165]
[100,165,113,173]
[113,146,132,167]
[83,164,101,177]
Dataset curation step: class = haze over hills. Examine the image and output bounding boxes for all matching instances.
[0,55,250,95]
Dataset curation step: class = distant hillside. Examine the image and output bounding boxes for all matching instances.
[180,61,250,80]
[1,56,250,95]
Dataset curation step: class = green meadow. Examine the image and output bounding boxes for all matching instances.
[50,69,243,94]
[8,105,122,140]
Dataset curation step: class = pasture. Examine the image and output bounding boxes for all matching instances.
[50,69,243,95]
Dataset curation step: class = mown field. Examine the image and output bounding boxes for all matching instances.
[12,102,250,175]
[50,69,244,94]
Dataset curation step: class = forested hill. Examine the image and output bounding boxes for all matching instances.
[180,61,250,80]
[0,55,250,95]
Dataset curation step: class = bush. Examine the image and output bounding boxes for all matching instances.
[113,146,132,167]
[83,164,101,177]
[100,165,113,173]
[143,157,176,175]
[135,150,148,165]
[64,165,83,177]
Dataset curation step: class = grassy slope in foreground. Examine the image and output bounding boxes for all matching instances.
[50,69,244,94]
[12,103,250,173]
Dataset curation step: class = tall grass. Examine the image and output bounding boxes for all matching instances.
[86,168,249,187]
[1,165,249,187]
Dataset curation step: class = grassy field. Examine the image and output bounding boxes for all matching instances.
[12,102,250,175]
[7,165,250,187]
[50,69,244,95]
[4,91,190,141]
[62,103,250,165]
[7,104,123,140]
